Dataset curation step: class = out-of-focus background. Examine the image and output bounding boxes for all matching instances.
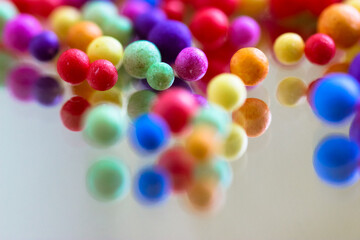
[1,49,360,240]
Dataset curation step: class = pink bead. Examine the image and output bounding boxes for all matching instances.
[121,1,151,22]
[229,16,260,49]
[175,47,208,82]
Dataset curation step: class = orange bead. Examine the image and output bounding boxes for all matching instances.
[230,47,269,86]
[71,80,96,100]
[324,62,350,75]
[232,98,271,138]
[186,179,221,213]
[318,3,360,49]
[185,126,219,163]
[66,21,102,52]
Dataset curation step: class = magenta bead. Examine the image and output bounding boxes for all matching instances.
[228,16,260,49]
[174,47,208,82]
[3,14,42,52]
[6,64,40,102]
[121,1,151,22]
[193,94,208,106]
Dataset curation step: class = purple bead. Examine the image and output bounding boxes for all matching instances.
[6,64,40,102]
[135,9,166,39]
[29,31,60,62]
[33,76,63,106]
[121,0,151,22]
[148,20,192,63]
[228,16,260,49]
[349,53,360,83]
[175,47,208,82]
[3,14,42,52]
[193,94,207,107]
[350,113,360,146]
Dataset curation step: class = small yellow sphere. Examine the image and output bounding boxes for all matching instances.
[346,0,360,12]
[89,88,123,107]
[207,73,247,112]
[223,124,248,161]
[87,36,124,69]
[276,77,307,107]
[49,6,81,41]
[274,33,305,65]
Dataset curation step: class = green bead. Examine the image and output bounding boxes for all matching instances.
[0,51,15,87]
[116,66,134,91]
[146,62,174,91]
[0,1,18,39]
[193,104,231,135]
[82,1,117,29]
[123,40,161,79]
[87,158,130,201]
[84,104,127,147]
[195,159,233,189]
[127,90,157,119]
[103,16,133,46]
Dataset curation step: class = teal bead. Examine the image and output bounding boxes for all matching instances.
[82,1,117,29]
[195,159,233,189]
[84,104,127,147]
[146,62,174,91]
[127,90,157,120]
[193,104,231,135]
[87,158,130,201]
[123,40,161,79]
[0,1,18,39]
[0,51,15,87]
[103,16,133,46]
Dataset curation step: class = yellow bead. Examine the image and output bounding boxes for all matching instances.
[87,36,124,68]
[346,0,360,12]
[207,73,247,112]
[89,87,123,107]
[49,6,81,41]
[223,123,248,161]
[274,33,305,65]
[276,77,307,107]
[344,43,360,63]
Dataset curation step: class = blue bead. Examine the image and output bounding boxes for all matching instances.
[29,31,59,62]
[314,135,359,186]
[135,9,166,39]
[131,113,169,152]
[313,73,360,123]
[135,167,170,204]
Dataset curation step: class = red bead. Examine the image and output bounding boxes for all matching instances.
[306,78,322,108]
[152,88,199,134]
[304,0,341,16]
[269,0,305,19]
[87,60,118,91]
[158,146,195,193]
[60,96,91,132]
[11,0,61,17]
[191,0,240,16]
[305,33,336,65]
[162,0,185,21]
[190,8,229,49]
[57,49,90,85]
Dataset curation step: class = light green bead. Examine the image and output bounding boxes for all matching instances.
[103,16,133,46]
[84,104,127,147]
[82,1,117,29]
[0,1,18,39]
[193,104,231,135]
[87,158,130,201]
[146,62,174,91]
[195,159,233,189]
[127,90,157,120]
[123,40,161,79]
[116,66,134,90]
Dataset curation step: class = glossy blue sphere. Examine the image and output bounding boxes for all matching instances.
[314,135,360,186]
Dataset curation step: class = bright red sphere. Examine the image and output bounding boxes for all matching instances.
[87,60,118,91]
[57,49,90,85]
[304,0,341,16]
[162,0,185,21]
[158,146,195,193]
[305,33,336,65]
[152,88,199,134]
[270,0,305,19]
[189,8,229,49]
[11,0,62,17]
[60,96,91,132]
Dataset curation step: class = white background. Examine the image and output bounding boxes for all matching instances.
[1,49,360,240]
